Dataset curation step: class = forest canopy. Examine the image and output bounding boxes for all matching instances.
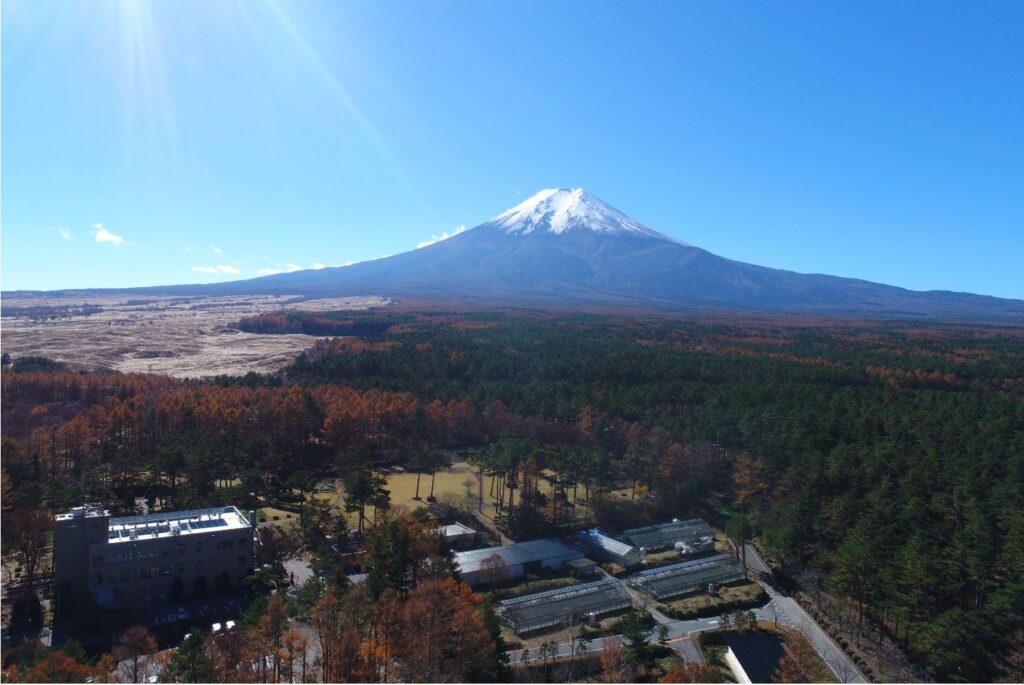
[2,309,1022,681]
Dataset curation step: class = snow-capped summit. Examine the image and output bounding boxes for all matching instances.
[122,187,1024,320]
[486,188,685,244]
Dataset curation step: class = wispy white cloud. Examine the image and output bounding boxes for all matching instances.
[92,223,125,246]
[57,228,73,241]
[210,245,223,255]
[257,263,304,276]
[191,264,240,275]
[184,243,193,252]
[417,224,466,249]
[312,263,326,270]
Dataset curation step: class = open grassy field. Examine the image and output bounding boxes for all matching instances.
[255,506,299,527]
[319,461,489,527]
[1,293,387,378]
[383,461,481,511]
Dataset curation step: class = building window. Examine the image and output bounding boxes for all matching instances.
[94,573,102,586]
[92,556,103,567]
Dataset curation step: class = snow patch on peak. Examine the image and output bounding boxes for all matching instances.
[487,188,684,244]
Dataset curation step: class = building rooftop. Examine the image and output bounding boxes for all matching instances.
[106,507,251,543]
[723,633,786,684]
[623,518,713,551]
[55,505,110,521]
[454,538,582,575]
[497,578,632,633]
[566,558,598,569]
[578,528,637,558]
[627,553,746,600]
[440,523,476,537]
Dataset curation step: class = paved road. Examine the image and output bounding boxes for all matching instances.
[743,542,770,574]
[742,545,865,684]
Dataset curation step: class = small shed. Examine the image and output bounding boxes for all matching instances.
[439,522,476,548]
[565,558,599,579]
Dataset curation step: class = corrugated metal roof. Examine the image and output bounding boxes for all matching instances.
[454,538,582,575]
[623,518,713,551]
[579,529,636,557]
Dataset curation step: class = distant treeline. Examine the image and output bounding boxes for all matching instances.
[236,311,394,337]
[1,304,102,319]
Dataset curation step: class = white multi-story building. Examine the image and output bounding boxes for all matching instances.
[53,505,255,610]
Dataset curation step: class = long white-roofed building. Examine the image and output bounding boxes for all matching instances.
[53,505,255,611]
[453,538,583,587]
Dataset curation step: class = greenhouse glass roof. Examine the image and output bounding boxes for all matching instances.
[496,578,633,633]
[627,553,746,600]
[623,518,713,551]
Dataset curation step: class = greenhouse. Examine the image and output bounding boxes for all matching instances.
[622,518,714,552]
[496,578,633,634]
[627,553,746,600]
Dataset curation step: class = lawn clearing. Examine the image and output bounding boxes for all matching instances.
[382,461,481,512]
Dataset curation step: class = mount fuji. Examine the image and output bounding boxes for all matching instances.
[36,188,1024,319]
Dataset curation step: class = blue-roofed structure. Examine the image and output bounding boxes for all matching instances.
[577,528,643,568]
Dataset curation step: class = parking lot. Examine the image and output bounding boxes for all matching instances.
[140,592,253,647]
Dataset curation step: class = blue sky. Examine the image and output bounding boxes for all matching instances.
[3,0,1022,297]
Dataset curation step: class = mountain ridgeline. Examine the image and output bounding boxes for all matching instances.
[16,188,1024,320]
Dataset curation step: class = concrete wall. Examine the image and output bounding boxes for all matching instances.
[87,528,254,607]
[55,510,255,611]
